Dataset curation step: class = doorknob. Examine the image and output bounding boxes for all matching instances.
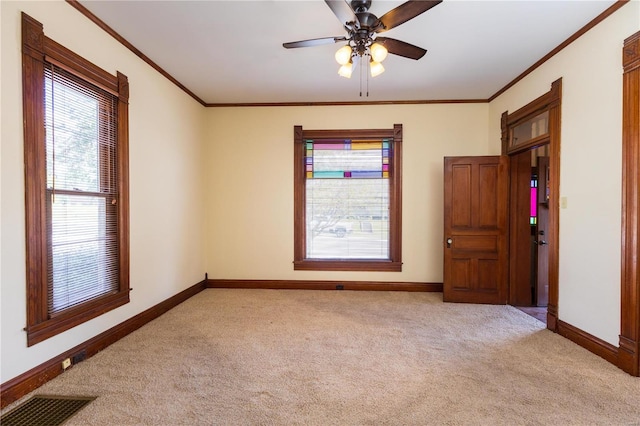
[539,240,548,246]
[446,238,453,248]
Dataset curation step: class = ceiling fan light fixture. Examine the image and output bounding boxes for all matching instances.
[335,45,353,65]
[283,0,441,91]
[369,60,384,77]
[338,62,354,78]
[370,42,388,62]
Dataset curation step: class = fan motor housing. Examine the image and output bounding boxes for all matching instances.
[351,0,372,13]
[356,12,380,30]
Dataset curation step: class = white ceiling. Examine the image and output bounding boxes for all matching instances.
[77,0,617,104]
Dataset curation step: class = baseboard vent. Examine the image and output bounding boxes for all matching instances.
[1,395,95,426]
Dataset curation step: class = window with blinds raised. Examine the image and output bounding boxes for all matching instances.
[45,65,119,315]
[22,13,129,346]
[293,125,402,272]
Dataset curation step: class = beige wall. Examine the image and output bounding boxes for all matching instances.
[1,1,207,383]
[489,1,640,346]
[203,104,490,283]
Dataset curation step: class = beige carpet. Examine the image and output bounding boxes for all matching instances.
[4,289,639,425]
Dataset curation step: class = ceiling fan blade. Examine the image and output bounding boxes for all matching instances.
[375,37,427,60]
[283,36,347,49]
[325,0,360,29]
[376,0,442,33]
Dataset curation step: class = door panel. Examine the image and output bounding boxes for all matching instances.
[478,164,499,226]
[452,235,497,251]
[451,166,472,227]
[508,151,535,306]
[451,259,471,290]
[444,156,509,304]
[478,259,499,291]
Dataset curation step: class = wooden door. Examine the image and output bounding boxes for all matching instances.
[443,156,509,304]
[536,156,550,306]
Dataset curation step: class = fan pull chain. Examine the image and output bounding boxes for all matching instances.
[366,58,370,97]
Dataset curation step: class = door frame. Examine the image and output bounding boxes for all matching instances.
[501,78,562,331]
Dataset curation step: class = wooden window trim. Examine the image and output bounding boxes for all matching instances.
[500,81,561,156]
[293,124,402,272]
[22,13,130,346]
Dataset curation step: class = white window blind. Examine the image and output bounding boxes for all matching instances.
[44,64,119,315]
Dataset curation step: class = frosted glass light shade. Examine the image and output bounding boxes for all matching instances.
[370,60,384,77]
[338,62,353,78]
[370,43,388,62]
[335,45,353,65]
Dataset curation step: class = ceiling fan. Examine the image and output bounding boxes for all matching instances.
[283,0,442,79]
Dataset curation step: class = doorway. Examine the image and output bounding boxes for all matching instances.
[501,78,561,331]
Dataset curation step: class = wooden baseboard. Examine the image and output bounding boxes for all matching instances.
[557,320,619,366]
[207,279,443,292]
[618,335,639,376]
[0,279,206,409]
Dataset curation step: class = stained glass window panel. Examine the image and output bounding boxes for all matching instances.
[304,139,391,259]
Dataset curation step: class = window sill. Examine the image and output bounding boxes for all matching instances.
[26,291,130,347]
[294,259,402,272]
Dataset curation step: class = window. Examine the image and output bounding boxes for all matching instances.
[293,125,402,271]
[22,13,129,346]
